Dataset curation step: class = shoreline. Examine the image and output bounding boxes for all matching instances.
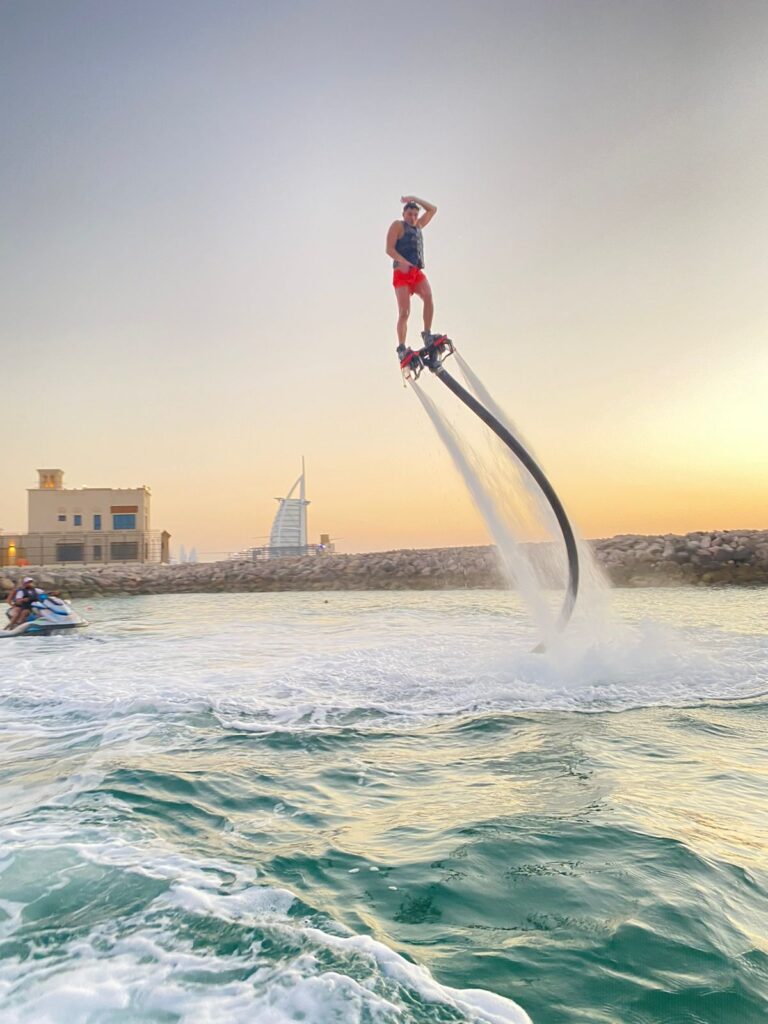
[2,530,767,598]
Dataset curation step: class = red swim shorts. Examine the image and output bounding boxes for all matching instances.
[392,266,426,294]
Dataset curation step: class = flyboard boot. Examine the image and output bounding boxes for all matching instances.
[397,334,455,380]
[397,343,423,380]
[419,331,454,371]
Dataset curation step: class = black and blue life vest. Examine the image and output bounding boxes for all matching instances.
[394,221,424,269]
[13,585,38,608]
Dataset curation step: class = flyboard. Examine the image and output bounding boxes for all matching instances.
[399,335,579,646]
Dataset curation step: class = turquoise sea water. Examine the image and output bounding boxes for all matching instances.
[1,588,767,1023]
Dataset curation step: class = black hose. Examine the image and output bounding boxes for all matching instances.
[435,366,579,639]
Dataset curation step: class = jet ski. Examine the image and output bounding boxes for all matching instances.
[0,594,87,637]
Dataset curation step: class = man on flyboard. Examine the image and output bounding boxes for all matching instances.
[386,196,441,364]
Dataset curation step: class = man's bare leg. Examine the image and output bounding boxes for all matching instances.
[7,608,27,629]
[395,287,411,346]
[414,278,434,336]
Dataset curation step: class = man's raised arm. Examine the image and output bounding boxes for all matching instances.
[401,195,437,228]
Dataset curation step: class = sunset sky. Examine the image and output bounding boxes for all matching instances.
[2,0,766,555]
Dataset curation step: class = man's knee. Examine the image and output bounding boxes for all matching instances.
[397,307,410,322]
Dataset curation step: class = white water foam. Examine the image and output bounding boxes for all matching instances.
[1,592,766,738]
[0,823,531,1024]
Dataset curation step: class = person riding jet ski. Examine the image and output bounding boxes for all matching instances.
[6,576,42,631]
[2,576,86,637]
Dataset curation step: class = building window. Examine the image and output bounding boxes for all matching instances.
[113,514,136,530]
[74,514,82,527]
[56,543,84,562]
[57,514,66,522]
[94,514,102,531]
[93,545,102,560]
[110,541,138,561]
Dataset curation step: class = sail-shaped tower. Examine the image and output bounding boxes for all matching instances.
[268,458,310,558]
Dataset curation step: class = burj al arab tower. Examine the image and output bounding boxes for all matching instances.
[268,458,310,558]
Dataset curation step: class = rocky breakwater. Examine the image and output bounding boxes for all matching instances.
[0,548,505,599]
[593,529,768,586]
[1,530,766,598]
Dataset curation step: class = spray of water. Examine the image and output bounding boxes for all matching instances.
[453,350,613,636]
[413,382,558,646]
[414,351,617,650]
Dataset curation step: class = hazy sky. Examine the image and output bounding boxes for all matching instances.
[2,0,766,554]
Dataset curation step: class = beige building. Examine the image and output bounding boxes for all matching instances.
[1,469,170,567]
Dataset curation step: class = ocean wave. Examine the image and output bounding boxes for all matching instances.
[0,827,531,1024]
